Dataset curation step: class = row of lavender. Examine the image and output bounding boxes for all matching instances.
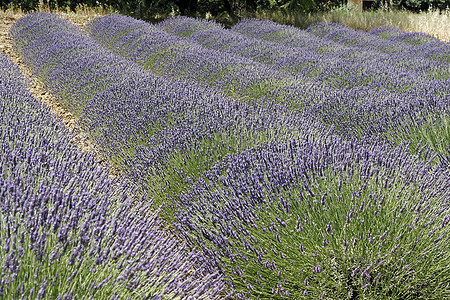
[157,16,448,103]
[368,26,448,48]
[167,17,448,87]
[226,18,449,161]
[85,14,317,105]
[7,12,319,298]
[0,51,225,298]
[9,12,450,299]
[175,130,449,299]
[230,18,448,72]
[179,16,445,162]
[87,15,449,162]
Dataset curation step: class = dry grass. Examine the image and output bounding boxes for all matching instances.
[0,7,24,21]
[248,7,450,42]
[0,3,114,28]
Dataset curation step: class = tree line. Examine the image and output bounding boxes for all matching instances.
[1,0,448,21]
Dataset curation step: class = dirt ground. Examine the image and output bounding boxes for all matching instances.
[0,11,119,176]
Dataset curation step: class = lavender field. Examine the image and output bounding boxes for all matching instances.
[2,12,449,299]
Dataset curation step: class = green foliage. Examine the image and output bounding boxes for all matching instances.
[281,0,318,12]
[0,0,345,17]
[394,0,449,11]
[183,142,449,299]
[385,115,450,160]
[1,0,447,20]
[0,0,38,11]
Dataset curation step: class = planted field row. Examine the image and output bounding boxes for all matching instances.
[0,51,223,298]
[87,15,449,161]
[6,12,450,299]
[86,14,325,108]
[87,15,448,99]
[161,17,449,91]
[369,26,449,50]
[232,19,449,63]
[86,14,295,103]
[176,131,449,299]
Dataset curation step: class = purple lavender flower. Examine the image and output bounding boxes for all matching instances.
[174,136,449,298]
[157,17,449,163]
[0,49,224,298]
[87,14,290,102]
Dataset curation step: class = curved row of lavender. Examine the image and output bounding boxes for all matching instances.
[86,14,446,115]
[86,15,362,123]
[89,15,449,163]
[306,22,449,63]
[85,14,300,103]
[83,15,450,298]
[174,136,449,299]
[368,26,445,47]
[228,18,450,162]
[232,19,449,64]
[0,52,225,298]
[9,13,327,216]
[160,17,448,92]
[85,14,449,299]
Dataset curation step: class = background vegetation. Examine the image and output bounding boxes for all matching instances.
[1,0,449,19]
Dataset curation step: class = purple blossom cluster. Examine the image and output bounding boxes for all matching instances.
[162,17,335,54]
[369,26,441,45]
[174,136,450,299]
[87,15,345,121]
[159,17,448,102]
[368,26,449,62]
[86,14,291,101]
[167,25,321,77]
[305,22,449,61]
[0,51,225,298]
[309,22,449,68]
[159,17,348,83]
[233,19,448,63]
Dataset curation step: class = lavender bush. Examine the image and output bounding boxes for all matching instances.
[369,27,440,46]
[175,137,450,299]
[304,22,450,63]
[230,19,449,63]
[368,26,449,63]
[0,52,225,298]
[158,17,447,102]
[157,16,224,37]
[160,17,337,65]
